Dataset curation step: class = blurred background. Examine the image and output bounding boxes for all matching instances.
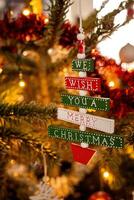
[0,0,133,200]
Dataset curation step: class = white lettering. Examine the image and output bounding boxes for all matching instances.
[74,97,80,105]
[74,113,79,122]
[80,114,86,125]
[80,134,84,143]
[92,136,100,145]
[90,99,97,108]
[81,80,86,89]
[54,130,59,137]
[74,132,79,141]
[85,135,92,143]
[81,97,87,106]
[87,81,93,90]
[109,137,115,146]
[86,116,96,128]
[68,132,73,141]
[83,61,87,70]
[69,79,76,87]
[61,130,67,139]
[68,95,74,104]
[101,138,108,146]
[76,60,82,68]
[67,111,74,121]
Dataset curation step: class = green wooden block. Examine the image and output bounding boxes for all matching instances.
[48,126,124,149]
[72,59,94,72]
[61,94,110,111]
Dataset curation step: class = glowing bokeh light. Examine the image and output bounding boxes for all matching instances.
[22,8,31,16]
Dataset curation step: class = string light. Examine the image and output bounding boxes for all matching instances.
[10,159,16,165]
[19,80,26,88]
[10,10,14,16]
[19,73,26,88]
[125,146,134,159]
[23,51,29,56]
[47,48,53,56]
[44,18,49,24]
[103,171,110,179]
[101,168,114,185]
[108,81,115,88]
[22,8,31,16]
[0,68,3,74]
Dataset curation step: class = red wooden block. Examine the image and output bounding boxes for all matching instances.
[71,143,96,165]
[65,77,101,92]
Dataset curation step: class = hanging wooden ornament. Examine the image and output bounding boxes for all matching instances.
[47,0,123,165]
[57,108,114,134]
[72,59,94,72]
[48,126,123,149]
[65,77,101,92]
[71,143,96,165]
[61,94,110,111]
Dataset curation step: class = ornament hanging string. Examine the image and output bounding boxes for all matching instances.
[78,0,83,33]
[77,0,88,148]
[41,144,47,184]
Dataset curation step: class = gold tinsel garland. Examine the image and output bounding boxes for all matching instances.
[30,0,43,15]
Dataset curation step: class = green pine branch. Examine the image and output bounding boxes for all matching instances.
[40,0,72,48]
[0,102,57,161]
[0,126,60,162]
[116,113,134,146]
[0,102,57,120]
[84,0,133,53]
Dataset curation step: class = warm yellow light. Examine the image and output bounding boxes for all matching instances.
[23,51,29,56]
[63,67,67,73]
[30,0,43,15]
[0,68,3,74]
[10,159,15,165]
[19,80,26,88]
[109,81,115,88]
[103,171,110,179]
[44,18,49,24]
[10,10,14,16]
[22,8,30,16]
[88,109,96,113]
[47,48,53,55]
[125,146,134,159]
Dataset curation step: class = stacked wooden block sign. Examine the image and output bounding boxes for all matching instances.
[48,33,123,165]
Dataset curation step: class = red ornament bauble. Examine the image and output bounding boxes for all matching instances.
[89,191,112,200]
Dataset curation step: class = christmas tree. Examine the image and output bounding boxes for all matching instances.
[0,0,133,199]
